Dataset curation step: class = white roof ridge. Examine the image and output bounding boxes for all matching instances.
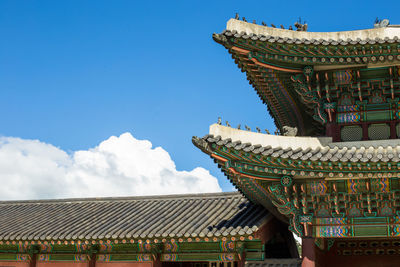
[226,19,400,42]
[210,124,400,150]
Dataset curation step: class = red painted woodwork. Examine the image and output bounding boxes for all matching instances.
[30,253,36,267]
[254,217,280,244]
[325,123,339,142]
[390,121,397,139]
[37,262,88,267]
[301,238,315,267]
[96,262,152,267]
[237,252,245,267]
[319,254,400,267]
[0,261,30,267]
[89,254,96,267]
[362,123,368,141]
[315,239,400,267]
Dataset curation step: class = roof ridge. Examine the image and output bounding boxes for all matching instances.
[0,191,241,204]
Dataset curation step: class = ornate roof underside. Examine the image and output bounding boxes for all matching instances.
[214,19,400,136]
[193,125,400,237]
[0,192,270,243]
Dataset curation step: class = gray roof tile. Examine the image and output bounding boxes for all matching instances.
[245,259,302,267]
[221,30,400,45]
[0,192,269,242]
[195,135,400,163]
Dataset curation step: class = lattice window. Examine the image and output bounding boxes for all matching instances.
[341,125,362,142]
[368,123,390,140]
[209,262,236,267]
[397,123,400,138]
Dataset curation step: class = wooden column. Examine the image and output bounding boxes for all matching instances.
[326,123,339,142]
[362,123,368,140]
[390,121,397,139]
[30,253,37,267]
[152,254,162,267]
[301,238,315,267]
[238,252,246,267]
[89,253,96,267]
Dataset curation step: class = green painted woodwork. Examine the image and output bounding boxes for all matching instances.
[51,245,76,253]
[109,254,143,261]
[47,254,79,261]
[0,245,18,253]
[0,253,18,260]
[242,252,264,261]
[232,38,400,68]
[213,146,400,178]
[0,241,263,262]
[220,33,400,134]
[205,144,400,238]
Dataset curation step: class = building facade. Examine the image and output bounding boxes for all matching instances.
[193,18,400,267]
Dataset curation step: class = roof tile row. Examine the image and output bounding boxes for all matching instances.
[221,30,400,45]
[0,192,269,242]
[202,134,400,163]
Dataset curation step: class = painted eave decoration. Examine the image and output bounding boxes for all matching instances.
[193,124,400,237]
[214,19,400,136]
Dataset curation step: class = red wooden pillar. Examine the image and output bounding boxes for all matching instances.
[301,238,315,267]
[390,121,397,139]
[152,254,162,267]
[326,123,339,142]
[89,253,96,267]
[238,252,246,267]
[362,123,368,140]
[30,253,37,267]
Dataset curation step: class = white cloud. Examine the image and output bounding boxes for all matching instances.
[0,133,221,200]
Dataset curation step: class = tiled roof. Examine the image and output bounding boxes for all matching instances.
[220,30,400,45]
[0,192,270,242]
[196,134,400,163]
[245,259,302,267]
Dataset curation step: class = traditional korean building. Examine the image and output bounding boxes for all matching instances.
[0,192,299,267]
[192,18,400,266]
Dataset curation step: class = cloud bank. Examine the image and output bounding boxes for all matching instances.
[0,133,221,200]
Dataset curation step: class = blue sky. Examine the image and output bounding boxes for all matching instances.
[0,0,399,193]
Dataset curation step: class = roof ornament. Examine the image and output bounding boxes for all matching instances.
[282,126,298,137]
[265,129,270,134]
[217,117,222,125]
[252,20,257,24]
[261,21,267,26]
[242,17,247,22]
[235,13,239,20]
[245,125,251,131]
[237,124,241,129]
[374,18,390,28]
[270,23,276,28]
[294,17,308,31]
[256,127,261,133]
[212,33,228,45]
[226,121,231,127]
